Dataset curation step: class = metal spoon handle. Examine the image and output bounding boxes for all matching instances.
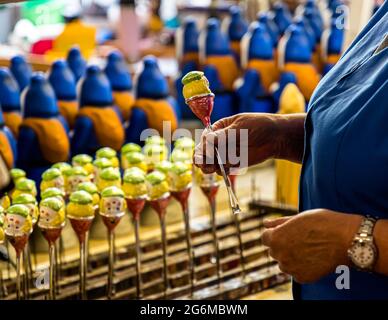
[206,125,241,215]
[107,230,115,299]
[49,243,56,300]
[210,197,222,287]
[16,254,21,300]
[79,240,87,300]
[182,205,195,296]
[134,219,143,299]
[159,215,169,297]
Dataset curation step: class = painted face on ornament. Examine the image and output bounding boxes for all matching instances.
[40,206,55,224]
[12,194,39,224]
[52,176,65,189]
[5,213,27,237]
[65,167,89,193]
[102,197,125,215]
[68,175,88,193]
[39,206,60,228]
[41,168,64,192]
[100,186,125,216]
[24,203,38,223]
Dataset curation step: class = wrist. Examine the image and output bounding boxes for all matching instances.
[343,215,380,271]
[373,219,388,273]
[337,214,364,266]
[273,114,306,162]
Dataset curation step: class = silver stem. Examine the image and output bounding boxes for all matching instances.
[183,205,195,296]
[58,234,64,281]
[79,240,87,300]
[49,243,56,300]
[134,219,143,299]
[159,216,169,297]
[210,198,221,287]
[6,240,11,279]
[232,213,246,278]
[107,230,115,299]
[206,125,241,215]
[23,245,30,299]
[31,237,38,272]
[54,241,60,294]
[16,254,21,300]
[85,231,91,272]
[0,266,7,297]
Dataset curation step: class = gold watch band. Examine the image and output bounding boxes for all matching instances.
[348,216,378,271]
[356,217,376,241]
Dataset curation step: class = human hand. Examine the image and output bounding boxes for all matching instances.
[262,209,363,283]
[193,113,282,175]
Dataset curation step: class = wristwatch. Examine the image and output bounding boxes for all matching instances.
[347,216,378,271]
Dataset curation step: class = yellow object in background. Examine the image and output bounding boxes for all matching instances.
[0,194,11,209]
[247,59,279,93]
[45,19,96,61]
[78,107,125,152]
[58,100,78,129]
[148,14,164,33]
[21,118,70,163]
[282,63,320,101]
[326,53,341,66]
[0,131,14,169]
[134,99,178,136]
[3,112,22,138]
[275,83,305,207]
[112,91,135,121]
[204,55,240,91]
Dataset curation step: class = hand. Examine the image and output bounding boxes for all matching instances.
[262,209,363,283]
[193,113,282,175]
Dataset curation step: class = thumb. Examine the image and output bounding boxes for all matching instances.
[211,116,237,132]
[263,216,292,228]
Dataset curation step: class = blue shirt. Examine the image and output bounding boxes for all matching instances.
[297,4,388,300]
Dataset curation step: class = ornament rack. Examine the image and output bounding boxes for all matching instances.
[1,200,297,300]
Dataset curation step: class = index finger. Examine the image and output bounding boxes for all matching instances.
[211,117,230,131]
[261,229,273,247]
[263,216,292,229]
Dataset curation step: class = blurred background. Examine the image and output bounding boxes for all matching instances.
[0,0,381,68]
[0,0,384,300]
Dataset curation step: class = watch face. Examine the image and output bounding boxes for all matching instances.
[349,242,376,269]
